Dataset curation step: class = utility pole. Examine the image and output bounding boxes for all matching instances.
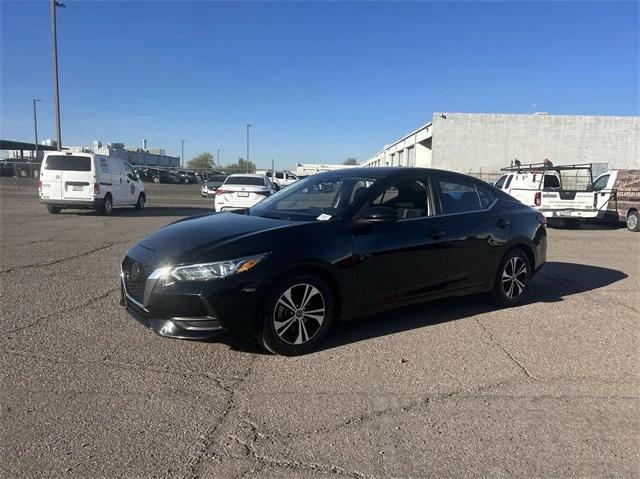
[50,0,65,151]
[246,124,252,173]
[216,148,221,168]
[33,99,41,161]
[181,139,186,167]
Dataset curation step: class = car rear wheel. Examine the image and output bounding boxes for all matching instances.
[257,275,335,356]
[492,248,531,307]
[100,194,113,216]
[46,205,61,214]
[627,210,640,232]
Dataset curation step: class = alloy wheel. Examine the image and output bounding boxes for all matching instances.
[273,283,326,345]
[502,256,527,299]
[628,213,638,231]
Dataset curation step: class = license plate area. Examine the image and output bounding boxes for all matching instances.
[237,192,249,197]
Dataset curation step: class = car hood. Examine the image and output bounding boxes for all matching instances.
[136,212,293,262]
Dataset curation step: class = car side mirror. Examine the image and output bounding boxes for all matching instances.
[361,206,398,223]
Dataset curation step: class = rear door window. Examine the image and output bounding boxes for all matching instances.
[45,155,91,171]
[437,179,482,214]
[543,174,561,188]
[504,174,513,189]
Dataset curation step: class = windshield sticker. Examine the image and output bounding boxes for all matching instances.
[316,213,332,221]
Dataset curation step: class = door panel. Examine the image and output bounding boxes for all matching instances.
[352,217,449,309]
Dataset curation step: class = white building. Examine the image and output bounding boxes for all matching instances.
[295,163,356,177]
[363,112,640,172]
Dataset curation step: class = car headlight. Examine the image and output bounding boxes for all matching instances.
[161,253,267,285]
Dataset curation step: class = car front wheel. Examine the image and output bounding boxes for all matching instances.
[492,248,531,307]
[257,275,335,356]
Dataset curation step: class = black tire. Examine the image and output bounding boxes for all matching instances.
[46,205,61,214]
[491,248,531,307]
[135,193,145,209]
[257,274,336,356]
[153,176,159,183]
[562,219,581,229]
[627,210,640,232]
[100,194,113,216]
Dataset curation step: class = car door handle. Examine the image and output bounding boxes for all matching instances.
[426,228,446,239]
[495,218,510,228]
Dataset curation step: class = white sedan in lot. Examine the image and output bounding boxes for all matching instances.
[214,174,274,212]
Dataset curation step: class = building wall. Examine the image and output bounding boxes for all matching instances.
[431,112,640,173]
[363,122,433,168]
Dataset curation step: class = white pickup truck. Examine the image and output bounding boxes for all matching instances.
[494,162,598,229]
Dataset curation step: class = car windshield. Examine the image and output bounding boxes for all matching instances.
[250,175,376,221]
[225,176,265,186]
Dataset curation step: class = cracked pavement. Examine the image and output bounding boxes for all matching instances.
[1,193,638,477]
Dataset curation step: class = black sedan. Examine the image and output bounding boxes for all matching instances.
[120,168,547,355]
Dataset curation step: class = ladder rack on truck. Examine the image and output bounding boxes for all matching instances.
[495,162,597,228]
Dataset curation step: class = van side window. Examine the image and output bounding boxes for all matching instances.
[494,175,507,189]
[276,172,284,179]
[437,179,482,214]
[592,174,609,191]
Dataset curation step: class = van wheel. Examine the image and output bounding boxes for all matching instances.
[100,194,113,215]
[47,205,61,214]
[627,211,640,232]
[491,248,531,307]
[153,176,159,183]
[135,193,145,209]
[256,275,335,356]
[562,219,581,229]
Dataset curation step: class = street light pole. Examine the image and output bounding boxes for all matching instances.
[246,124,252,173]
[216,148,221,168]
[33,99,42,161]
[50,0,65,151]
[181,139,186,167]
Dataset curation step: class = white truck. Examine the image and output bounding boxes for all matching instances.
[257,170,299,190]
[39,151,145,215]
[494,162,598,229]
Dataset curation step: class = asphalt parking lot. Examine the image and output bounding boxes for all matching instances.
[1,191,639,478]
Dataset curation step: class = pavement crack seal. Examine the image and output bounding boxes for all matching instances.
[187,353,258,478]
[0,240,131,274]
[474,317,537,380]
[7,287,119,334]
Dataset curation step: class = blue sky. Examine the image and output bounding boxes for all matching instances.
[1,1,638,169]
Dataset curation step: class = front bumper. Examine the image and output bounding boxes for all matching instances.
[119,253,264,340]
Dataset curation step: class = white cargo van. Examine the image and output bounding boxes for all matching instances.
[591,169,640,232]
[39,152,145,215]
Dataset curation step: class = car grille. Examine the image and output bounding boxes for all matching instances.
[122,256,153,304]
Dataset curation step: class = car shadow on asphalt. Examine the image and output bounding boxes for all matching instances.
[64,207,215,217]
[224,261,628,355]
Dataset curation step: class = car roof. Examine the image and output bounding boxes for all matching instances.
[227,173,264,178]
[309,166,489,183]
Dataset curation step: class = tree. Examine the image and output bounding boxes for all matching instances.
[343,158,358,165]
[187,152,214,170]
[225,157,256,173]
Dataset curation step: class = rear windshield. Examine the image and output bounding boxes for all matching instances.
[224,176,265,186]
[207,175,227,183]
[45,155,91,172]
